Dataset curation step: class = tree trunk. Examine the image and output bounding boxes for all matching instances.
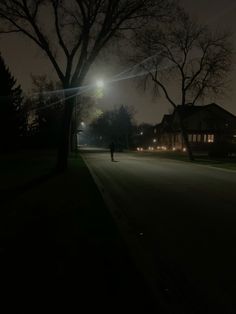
[70,103,78,153]
[56,95,75,172]
[177,111,195,161]
[125,134,130,150]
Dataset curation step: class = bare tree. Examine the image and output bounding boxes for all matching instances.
[134,9,233,160]
[0,0,171,171]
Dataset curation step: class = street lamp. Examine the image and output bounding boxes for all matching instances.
[95,79,105,101]
[96,80,104,89]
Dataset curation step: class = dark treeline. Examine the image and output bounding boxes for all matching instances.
[26,76,63,149]
[89,105,135,151]
[0,54,27,152]
[0,54,64,151]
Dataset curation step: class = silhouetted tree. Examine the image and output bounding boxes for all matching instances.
[27,76,63,148]
[133,8,232,160]
[0,54,26,151]
[90,105,134,149]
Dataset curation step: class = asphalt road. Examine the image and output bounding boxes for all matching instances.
[81,148,236,313]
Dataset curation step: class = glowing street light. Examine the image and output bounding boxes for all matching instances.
[95,79,105,99]
[96,80,105,88]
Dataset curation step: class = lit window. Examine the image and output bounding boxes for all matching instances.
[193,134,197,142]
[208,134,214,143]
[197,134,201,142]
[204,134,207,143]
[188,134,192,142]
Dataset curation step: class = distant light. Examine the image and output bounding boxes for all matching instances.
[81,121,85,127]
[172,147,176,151]
[137,147,144,152]
[140,132,143,135]
[153,139,157,143]
[183,147,186,152]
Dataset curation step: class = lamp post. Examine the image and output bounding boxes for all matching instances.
[75,80,104,151]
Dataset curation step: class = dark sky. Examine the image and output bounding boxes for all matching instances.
[0,0,236,124]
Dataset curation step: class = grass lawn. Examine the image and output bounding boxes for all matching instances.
[133,150,236,171]
[0,150,155,312]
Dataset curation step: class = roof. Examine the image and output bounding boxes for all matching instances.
[176,105,204,119]
[176,103,236,120]
[157,103,236,132]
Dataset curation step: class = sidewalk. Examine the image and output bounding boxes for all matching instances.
[0,152,157,312]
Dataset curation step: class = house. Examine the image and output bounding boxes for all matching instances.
[154,104,236,156]
[133,123,155,150]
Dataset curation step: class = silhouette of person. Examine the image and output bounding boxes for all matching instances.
[109,141,115,162]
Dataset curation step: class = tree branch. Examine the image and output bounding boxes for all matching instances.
[52,0,70,58]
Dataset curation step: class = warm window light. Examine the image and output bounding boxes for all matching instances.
[183,147,187,152]
[208,134,214,143]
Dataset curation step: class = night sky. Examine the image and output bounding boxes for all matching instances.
[0,0,236,124]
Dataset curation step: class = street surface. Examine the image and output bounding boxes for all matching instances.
[81,148,236,313]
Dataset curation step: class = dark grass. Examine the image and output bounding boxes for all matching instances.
[133,150,236,170]
[0,151,156,312]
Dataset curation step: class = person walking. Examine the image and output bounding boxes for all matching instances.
[109,141,115,162]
